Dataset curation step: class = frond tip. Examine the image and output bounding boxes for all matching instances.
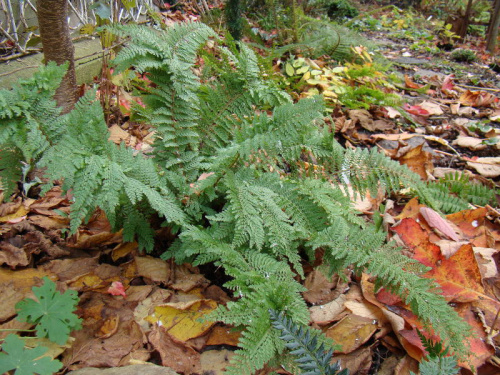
[269,309,349,375]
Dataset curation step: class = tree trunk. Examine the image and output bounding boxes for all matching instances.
[487,0,500,53]
[36,0,78,113]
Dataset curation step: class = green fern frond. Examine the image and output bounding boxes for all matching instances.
[269,309,349,375]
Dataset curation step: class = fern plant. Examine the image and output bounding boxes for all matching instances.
[427,172,497,213]
[269,309,349,375]
[410,330,459,375]
[0,21,479,374]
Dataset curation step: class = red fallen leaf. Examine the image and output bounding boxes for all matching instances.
[441,74,456,92]
[419,207,459,241]
[108,281,127,297]
[403,103,430,117]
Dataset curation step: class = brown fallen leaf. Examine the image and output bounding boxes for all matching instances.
[459,90,497,107]
[418,101,444,115]
[466,157,500,178]
[325,314,378,354]
[148,325,201,374]
[309,294,347,325]
[200,350,235,375]
[335,346,372,374]
[134,256,170,284]
[303,270,341,305]
[453,135,487,151]
[398,144,434,180]
[206,325,241,347]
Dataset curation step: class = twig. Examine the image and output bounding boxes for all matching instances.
[456,84,500,93]
[0,49,40,62]
[0,64,39,78]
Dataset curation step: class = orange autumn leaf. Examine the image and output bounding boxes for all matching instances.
[404,75,423,89]
[393,218,485,302]
[459,90,497,107]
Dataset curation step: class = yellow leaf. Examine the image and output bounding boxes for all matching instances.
[331,67,346,74]
[293,58,305,68]
[296,66,309,75]
[285,63,295,76]
[322,90,338,98]
[80,24,96,35]
[0,206,28,222]
[302,71,311,81]
[146,299,217,342]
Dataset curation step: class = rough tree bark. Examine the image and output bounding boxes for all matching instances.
[487,0,500,53]
[36,0,78,113]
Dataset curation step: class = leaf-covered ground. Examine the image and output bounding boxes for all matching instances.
[2,4,500,375]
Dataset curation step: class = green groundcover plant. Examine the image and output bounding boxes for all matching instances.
[0,277,81,375]
[0,21,481,374]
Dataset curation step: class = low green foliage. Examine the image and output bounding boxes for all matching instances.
[0,20,482,374]
[15,277,81,345]
[410,330,459,375]
[0,334,63,375]
[450,48,477,63]
[0,278,81,375]
[428,172,496,213]
[270,309,348,375]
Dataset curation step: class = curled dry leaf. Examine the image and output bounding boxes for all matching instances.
[419,206,460,241]
[309,294,347,325]
[466,157,500,178]
[453,135,487,151]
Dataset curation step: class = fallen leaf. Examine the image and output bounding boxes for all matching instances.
[0,205,28,222]
[403,103,430,117]
[453,135,487,151]
[473,247,498,278]
[435,239,468,259]
[303,270,341,305]
[348,109,374,131]
[459,90,497,107]
[96,315,120,339]
[335,346,372,374]
[466,157,500,177]
[309,294,347,325]
[108,281,127,297]
[325,314,378,353]
[148,325,201,374]
[134,256,170,283]
[206,325,241,347]
[146,299,217,342]
[404,75,423,89]
[200,350,235,375]
[398,144,434,180]
[384,106,401,118]
[419,207,460,241]
[418,101,444,115]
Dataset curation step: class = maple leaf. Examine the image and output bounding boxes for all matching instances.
[0,334,62,375]
[15,277,82,345]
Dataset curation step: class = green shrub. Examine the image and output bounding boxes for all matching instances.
[0,21,476,374]
[450,48,477,63]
